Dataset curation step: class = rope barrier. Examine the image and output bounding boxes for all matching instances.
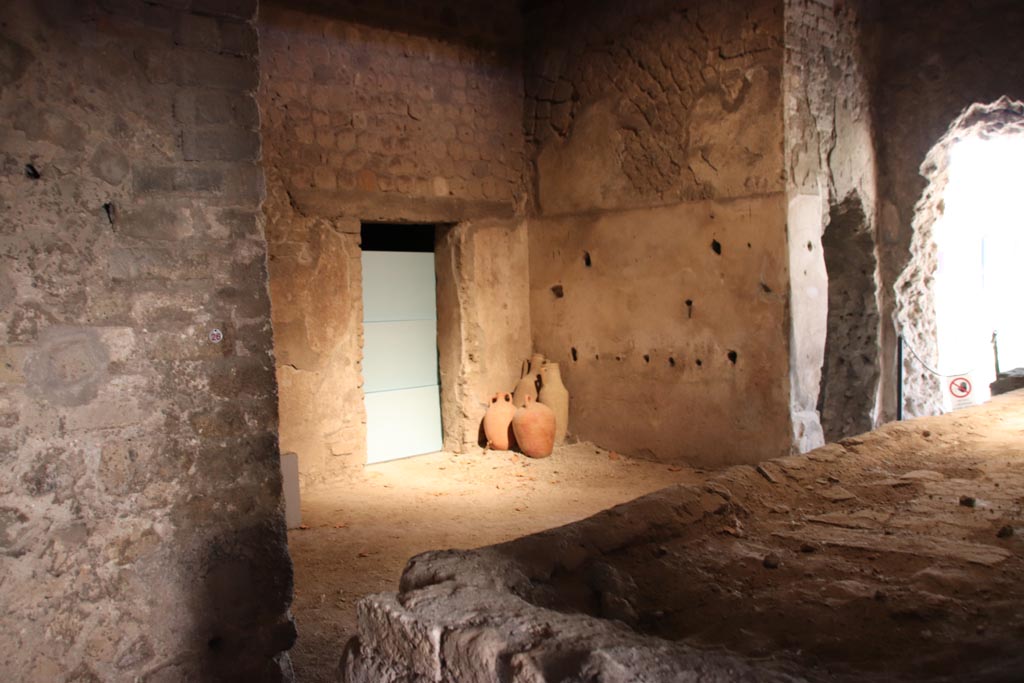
[900,335,975,378]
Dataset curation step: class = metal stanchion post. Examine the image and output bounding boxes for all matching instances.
[897,334,904,421]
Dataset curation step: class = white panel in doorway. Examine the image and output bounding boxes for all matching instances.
[361,250,442,464]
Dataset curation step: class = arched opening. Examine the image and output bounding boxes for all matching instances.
[895,97,1024,415]
[817,195,881,441]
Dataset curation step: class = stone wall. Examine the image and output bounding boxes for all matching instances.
[784,0,879,448]
[0,1,293,680]
[872,0,1024,419]
[524,0,793,465]
[258,1,530,487]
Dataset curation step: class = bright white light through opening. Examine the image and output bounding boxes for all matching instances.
[933,133,1024,410]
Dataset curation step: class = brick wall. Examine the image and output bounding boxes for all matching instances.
[259,2,529,488]
[0,1,292,679]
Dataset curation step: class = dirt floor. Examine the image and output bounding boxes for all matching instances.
[288,391,1024,681]
[286,442,702,681]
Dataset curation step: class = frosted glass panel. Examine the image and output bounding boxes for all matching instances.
[362,320,439,393]
[361,247,441,464]
[364,386,443,464]
[362,251,437,322]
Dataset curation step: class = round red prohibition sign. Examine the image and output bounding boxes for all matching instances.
[949,377,972,399]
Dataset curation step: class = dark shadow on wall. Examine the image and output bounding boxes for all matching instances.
[178,433,297,682]
[817,195,880,441]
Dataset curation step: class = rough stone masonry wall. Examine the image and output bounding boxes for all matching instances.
[872,0,1024,419]
[0,1,294,680]
[259,1,530,488]
[524,0,793,466]
[784,0,879,448]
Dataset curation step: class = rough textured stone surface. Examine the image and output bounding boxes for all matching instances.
[525,0,785,211]
[529,197,792,466]
[346,392,1024,682]
[436,220,532,452]
[893,98,1024,417]
[525,0,792,464]
[258,1,530,488]
[783,0,879,449]
[0,1,293,680]
[872,0,1024,419]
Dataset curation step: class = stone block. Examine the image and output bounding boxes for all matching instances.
[24,327,110,407]
[133,166,176,193]
[0,36,32,88]
[89,142,131,186]
[182,127,260,161]
[356,595,445,681]
[219,20,258,56]
[116,204,193,241]
[174,13,220,51]
[190,0,258,20]
[212,208,260,239]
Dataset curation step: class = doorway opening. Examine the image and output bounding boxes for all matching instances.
[360,223,443,464]
[895,97,1024,415]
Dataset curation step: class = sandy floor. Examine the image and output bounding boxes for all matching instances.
[286,442,702,681]
[287,391,1024,681]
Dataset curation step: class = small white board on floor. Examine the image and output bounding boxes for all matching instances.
[280,452,301,529]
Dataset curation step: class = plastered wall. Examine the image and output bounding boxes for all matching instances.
[0,0,293,680]
[258,1,530,487]
[524,0,794,465]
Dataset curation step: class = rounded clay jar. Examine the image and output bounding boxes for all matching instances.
[512,353,545,407]
[511,395,556,459]
[538,362,569,446]
[483,391,516,450]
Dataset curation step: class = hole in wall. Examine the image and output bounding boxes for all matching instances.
[551,284,564,298]
[668,356,676,367]
[728,350,738,365]
[571,347,578,362]
[24,163,40,179]
[583,251,592,267]
[685,299,693,318]
[760,281,772,293]
[711,239,721,255]
[643,354,650,363]
[696,359,702,367]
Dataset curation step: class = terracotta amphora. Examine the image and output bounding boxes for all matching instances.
[538,362,569,445]
[483,392,516,450]
[512,395,555,459]
[512,353,545,407]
